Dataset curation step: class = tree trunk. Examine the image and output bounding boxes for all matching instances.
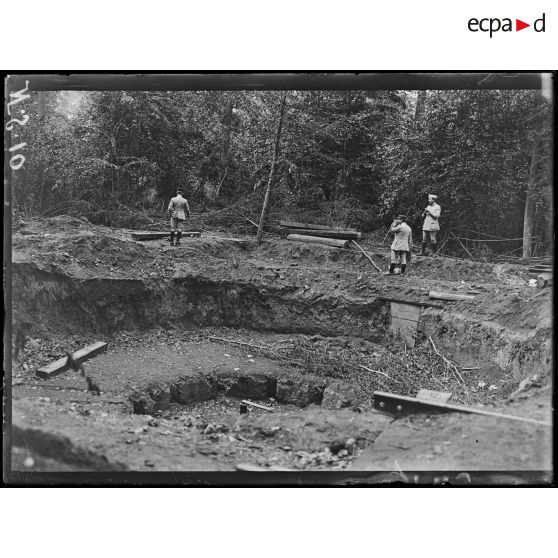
[256,92,287,244]
[414,91,427,121]
[215,96,234,198]
[522,132,543,258]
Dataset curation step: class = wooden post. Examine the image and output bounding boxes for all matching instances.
[256,92,287,244]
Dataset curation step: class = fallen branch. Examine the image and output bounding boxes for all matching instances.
[232,209,259,228]
[358,364,389,378]
[351,240,382,272]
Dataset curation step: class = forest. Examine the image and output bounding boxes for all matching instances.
[10,87,553,258]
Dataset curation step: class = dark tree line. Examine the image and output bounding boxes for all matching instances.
[10,88,552,256]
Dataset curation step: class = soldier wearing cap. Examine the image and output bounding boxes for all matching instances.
[385,214,412,276]
[421,194,441,255]
[167,188,191,246]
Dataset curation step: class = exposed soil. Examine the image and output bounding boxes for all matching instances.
[8,217,553,476]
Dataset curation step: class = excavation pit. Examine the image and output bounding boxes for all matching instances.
[10,219,553,473]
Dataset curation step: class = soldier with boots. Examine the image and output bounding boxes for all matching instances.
[167,188,191,246]
[384,215,412,276]
[421,194,441,256]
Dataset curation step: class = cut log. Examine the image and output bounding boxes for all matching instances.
[131,231,201,241]
[279,227,361,240]
[280,220,357,232]
[536,273,553,288]
[36,341,108,379]
[287,234,349,248]
[241,400,273,412]
[429,290,476,302]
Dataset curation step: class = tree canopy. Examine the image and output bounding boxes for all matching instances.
[10,87,552,256]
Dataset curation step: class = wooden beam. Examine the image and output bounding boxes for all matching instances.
[376,296,443,308]
[36,341,108,379]
[131,231,201,241]
[287,234,349,248]
[373,391,552,427]
[429,290,476,302]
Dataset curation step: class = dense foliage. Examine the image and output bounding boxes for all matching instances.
[10,87,552,255]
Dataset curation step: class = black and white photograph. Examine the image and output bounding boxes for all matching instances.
[3,73,554,485]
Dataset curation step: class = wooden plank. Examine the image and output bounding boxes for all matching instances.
[235,463,295,472]
[131,231,201,241]
[36,341,108,379]
[416,389,452,404]
[372,391,552,427]
[241,400,273,412]
[429,290,475,302]
[287,234,349,248]
[390,317,417,348]
[280,220,357,232]
[391,308,421,322]
[377,296,443,309]
[279,228,361,240]
[391,302,422,322]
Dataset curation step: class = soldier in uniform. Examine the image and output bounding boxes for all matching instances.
[385,215,412,276]
[167,188,191,246]
[421,194,441,255]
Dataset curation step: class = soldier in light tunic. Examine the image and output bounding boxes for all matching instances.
[421,194,441,255]
[385,215,412,276]
[167,188,191,246]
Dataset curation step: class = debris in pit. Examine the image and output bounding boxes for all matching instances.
[242,400,273,412]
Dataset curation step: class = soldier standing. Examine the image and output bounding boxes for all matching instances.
[384,215,412,276]
[421,194,441,255]
[167,188,191,246]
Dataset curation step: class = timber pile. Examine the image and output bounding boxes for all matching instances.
[287,234,349,248]
[279,220,361,241]
[528,264,552,274]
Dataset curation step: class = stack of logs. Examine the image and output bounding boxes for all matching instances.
[279,220,361,248]
[528,259,553,289]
